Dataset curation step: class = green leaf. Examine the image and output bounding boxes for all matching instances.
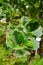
[14,45,25,50]
[31,38,39,50]
[32,26,42,37]
[26,19,39,32]
[13,31,24,44]
[6,33,14,48]
[20,16,29,25]
[0,30,2,35]
[24,40,34,48]
[13,49,30,57]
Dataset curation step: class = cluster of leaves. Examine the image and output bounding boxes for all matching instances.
[14,55,43,65]
[6,16,43,59]
[0,0,43,65]
[29,55,43,65]
[0,53,43,65]
[0,17,43,61]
